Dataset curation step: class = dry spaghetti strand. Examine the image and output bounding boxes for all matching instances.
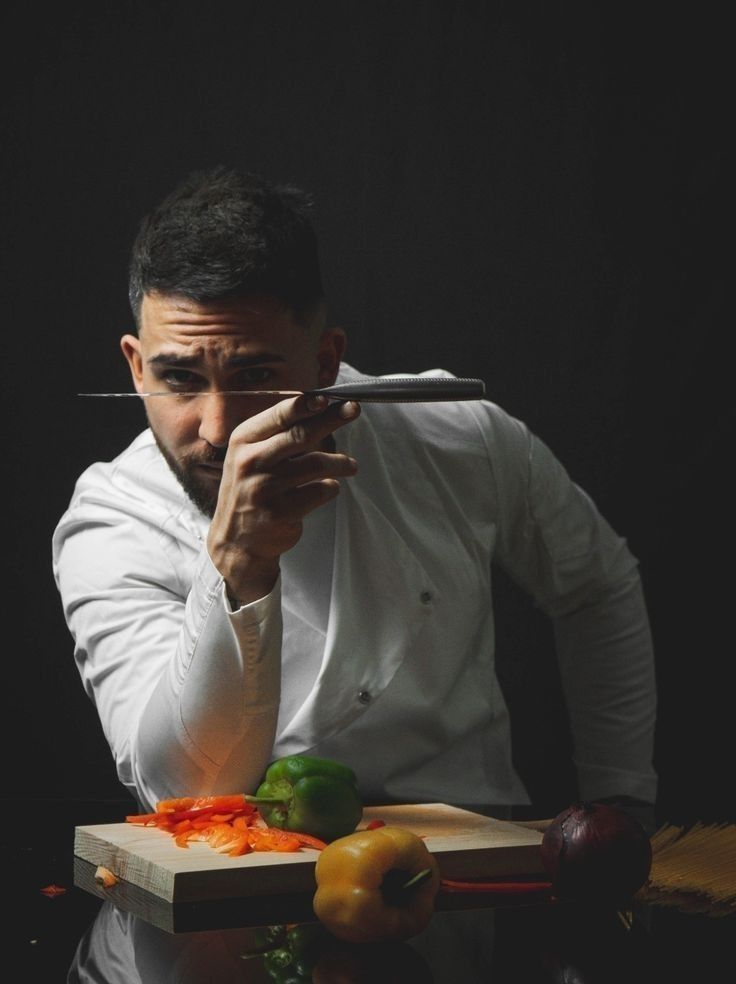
[636,822,736,916]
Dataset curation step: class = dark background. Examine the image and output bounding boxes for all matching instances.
[3,2,730,825]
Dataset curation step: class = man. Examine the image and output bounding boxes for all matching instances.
[52,166,657,827]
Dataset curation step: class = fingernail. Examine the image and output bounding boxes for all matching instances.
[338,400,359,418]
[307,395,327,411]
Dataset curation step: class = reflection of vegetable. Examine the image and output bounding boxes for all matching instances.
[246,755,363,843]
[312,826,441,943]
[250,924,327,983]
[312,939,433,984]
[247,923,433,983]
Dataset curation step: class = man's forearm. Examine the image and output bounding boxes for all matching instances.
[553,573,658,805]
[131,571,283,811]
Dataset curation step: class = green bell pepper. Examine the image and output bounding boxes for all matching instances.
[246,754,362,842]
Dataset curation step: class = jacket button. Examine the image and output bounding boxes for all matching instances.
[420,591,433,605]
[357,690,371,704]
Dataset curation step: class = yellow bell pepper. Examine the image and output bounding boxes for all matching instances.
[312,825,441,943]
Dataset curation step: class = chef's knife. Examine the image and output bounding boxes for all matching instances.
[79,376,486,403]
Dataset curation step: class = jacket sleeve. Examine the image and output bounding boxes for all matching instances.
[477,404,658,806]
[52,487,282,812]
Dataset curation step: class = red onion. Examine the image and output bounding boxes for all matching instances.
[540,801,652,903]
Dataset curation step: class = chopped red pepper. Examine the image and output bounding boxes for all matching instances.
[283,830,328,851]
[126,797,256,828]
[94,865,118,888]
[155,794,249,814]
[125,811,160,825]
[40,884,67,897]
[127,792,328,857]
[365,819,386,830]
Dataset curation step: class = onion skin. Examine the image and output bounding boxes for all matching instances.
[540,801,652,903]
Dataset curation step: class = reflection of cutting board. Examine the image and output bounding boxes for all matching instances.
[74,803,544,903]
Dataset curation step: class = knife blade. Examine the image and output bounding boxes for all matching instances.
[78,377,486,403]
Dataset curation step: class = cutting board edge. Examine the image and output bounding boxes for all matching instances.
[75,824,178,902]
[432,843,546,879]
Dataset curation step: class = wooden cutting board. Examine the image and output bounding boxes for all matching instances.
[74,803,545,903]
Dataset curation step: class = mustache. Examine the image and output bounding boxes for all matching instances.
[186,446,227,467]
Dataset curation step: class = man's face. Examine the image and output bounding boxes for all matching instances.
[121,293,345,517]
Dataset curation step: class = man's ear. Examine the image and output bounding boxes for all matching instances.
[317,327,347,387]
[120,334,145,393]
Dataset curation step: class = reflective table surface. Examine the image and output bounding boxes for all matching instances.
[11,799,735,982]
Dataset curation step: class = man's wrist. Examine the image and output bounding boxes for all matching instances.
[223,561,280,607]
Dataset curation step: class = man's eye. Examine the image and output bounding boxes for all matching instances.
[235,368,276,387]
[153,367,276,392]
[159,370,203,391]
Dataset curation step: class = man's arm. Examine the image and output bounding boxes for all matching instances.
[53,395,359,811]
[134,394,359,806]
[484,408,657,818]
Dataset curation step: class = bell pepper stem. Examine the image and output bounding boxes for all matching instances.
[403,867,433,890]
[244,795,287,806]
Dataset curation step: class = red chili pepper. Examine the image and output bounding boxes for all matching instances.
[440,878,552,895]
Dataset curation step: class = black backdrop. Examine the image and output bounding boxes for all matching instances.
[3,2,731,824]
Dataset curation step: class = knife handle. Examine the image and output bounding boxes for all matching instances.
[309,377,486,403]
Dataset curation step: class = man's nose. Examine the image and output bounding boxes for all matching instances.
[197,394,238,448]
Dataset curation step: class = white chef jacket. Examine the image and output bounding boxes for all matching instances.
[52,363,657,813]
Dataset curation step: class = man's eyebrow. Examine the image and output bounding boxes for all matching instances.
[146,352,288,368]
[146,353,199,368]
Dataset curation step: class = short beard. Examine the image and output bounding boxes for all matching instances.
[151,431,224,519]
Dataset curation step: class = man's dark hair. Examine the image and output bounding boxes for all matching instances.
[128,165,324,329]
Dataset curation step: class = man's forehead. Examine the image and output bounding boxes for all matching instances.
[140,292,293,329]
[138,292,304,351]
